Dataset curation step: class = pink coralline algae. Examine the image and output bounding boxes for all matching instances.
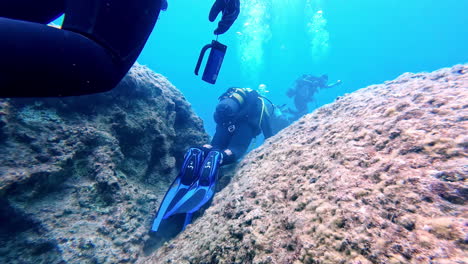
[141,65,467,264]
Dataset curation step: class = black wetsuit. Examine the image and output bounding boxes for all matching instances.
[211,91,273,165]
[287,75,328,120]
[0,0,161,97]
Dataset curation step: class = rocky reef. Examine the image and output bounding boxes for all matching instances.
[0,63,209,264]
[141,65,467,264]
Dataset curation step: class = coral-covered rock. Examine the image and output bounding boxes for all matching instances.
[0,63,208,264]
[141,65,467,264]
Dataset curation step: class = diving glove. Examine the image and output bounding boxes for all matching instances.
[209,0,240,35]
[161,0,168,10]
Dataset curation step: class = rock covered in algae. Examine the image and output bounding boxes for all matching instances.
[0,63,208,264]
[140,64,467,264]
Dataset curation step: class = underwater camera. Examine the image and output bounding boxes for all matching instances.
[194,40,227,84]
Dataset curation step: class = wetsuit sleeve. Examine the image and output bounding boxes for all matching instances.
[225,122,255,163]
[261,107,274,139]
[0,0,161,97]
[211,124,230,150]
[0,18,120,97]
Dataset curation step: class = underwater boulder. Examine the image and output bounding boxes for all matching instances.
[141,64,467,264]
[0,63,209,264]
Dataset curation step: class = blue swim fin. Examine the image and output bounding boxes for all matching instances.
[150,148,204,232]
[182,213,193,231]
[163,150,222,225]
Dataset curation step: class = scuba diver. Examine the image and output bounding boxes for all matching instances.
[286,74,342,121]
[205,87,276,164]
[0,0,240,97]
[151,87,288,232]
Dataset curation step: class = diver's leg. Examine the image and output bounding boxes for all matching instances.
[294,96,308,116]
[0,0,65,24]
[0,17,119,97]
[62,0,162,85]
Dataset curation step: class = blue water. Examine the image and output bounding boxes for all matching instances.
[138,0,468,136]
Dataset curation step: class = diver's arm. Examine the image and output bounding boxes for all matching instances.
[210,124,230,150]
[207,123,237,165]
[220,149,236,165]
[262,120,273,139]
[326,80,342,88]
[261,104,274,139]
[223,122,254,165]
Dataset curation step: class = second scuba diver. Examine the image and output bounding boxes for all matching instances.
[151,87,287,232]
[287,74,342,121]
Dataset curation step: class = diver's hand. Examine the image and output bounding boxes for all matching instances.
[221,149,235,165]
[209,0,240,35]
[223,149,233,156]
[202,144,213,149]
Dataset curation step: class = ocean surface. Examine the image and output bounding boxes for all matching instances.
[138,0,468,138]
